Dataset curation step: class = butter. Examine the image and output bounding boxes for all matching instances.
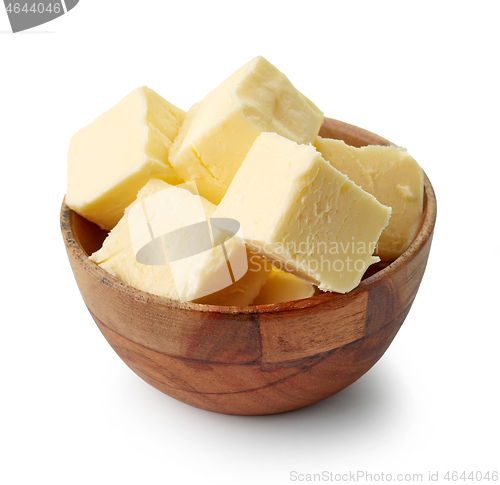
[89,179,180,299]
[214,133,392,293]
[66,87,185,231]
[168,56,324,204]
[253,266,315,305]
[90,179,269,305]
[315,137,423,260]
[188,245,270,306]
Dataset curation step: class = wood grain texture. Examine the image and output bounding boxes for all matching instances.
[259,290,367,362]
[61,118,437,415]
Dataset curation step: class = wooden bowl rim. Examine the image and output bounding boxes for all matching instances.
[61,118,437,315]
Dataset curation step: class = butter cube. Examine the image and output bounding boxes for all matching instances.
[168,56,324,204]
[90,179,269,305]
[214,133,392,293]
[315,137,423,260]
[252,267,315,305]
[186,245,270,306]
[66,87,185,231]
[89,179,180,299]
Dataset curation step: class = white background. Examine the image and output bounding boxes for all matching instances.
[1,1,499,484]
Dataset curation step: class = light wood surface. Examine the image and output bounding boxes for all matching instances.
[61,118,437,415]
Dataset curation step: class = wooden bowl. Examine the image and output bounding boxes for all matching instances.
[61,118,436,416]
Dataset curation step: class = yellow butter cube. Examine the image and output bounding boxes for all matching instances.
[66,87,185,230]
[168,56,324,204]
[252,267,315,305]
[90,179,269,305]
[315,137,424,260]
[214,133,391,293]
